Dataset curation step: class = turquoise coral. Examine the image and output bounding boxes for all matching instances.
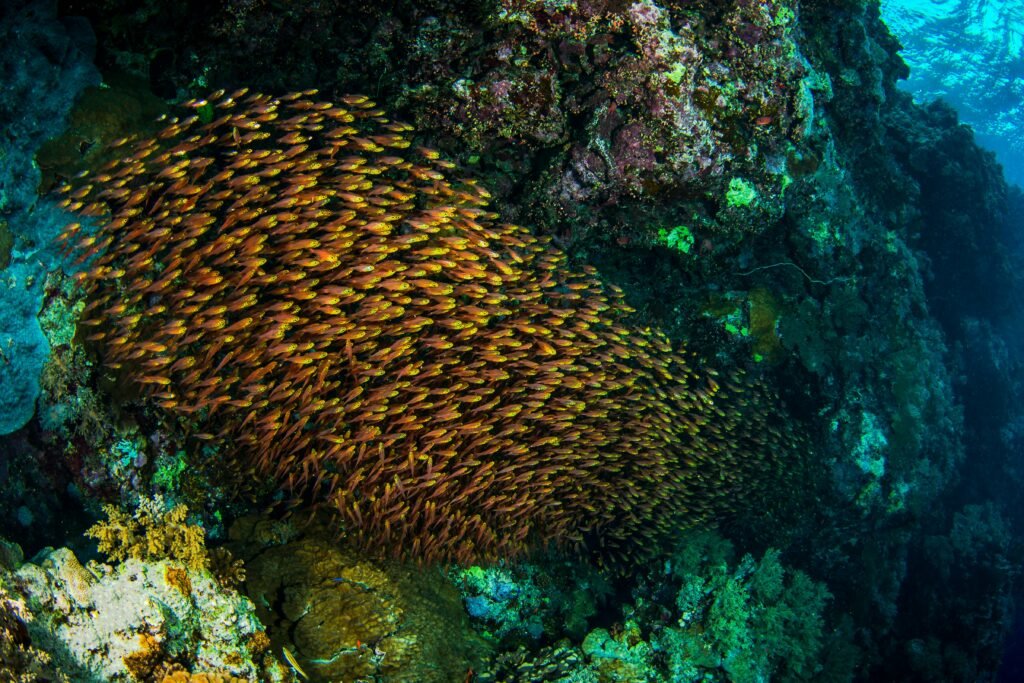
[474,530,852,681]
[0,0,99,436]
[654,532,840,682]
[453,564,547,642]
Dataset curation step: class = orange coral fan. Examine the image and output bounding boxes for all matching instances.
[58,89,801,566]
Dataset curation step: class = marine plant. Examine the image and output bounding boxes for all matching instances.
[59,89,802,566]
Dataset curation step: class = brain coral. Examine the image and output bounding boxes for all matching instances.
[59,89,800,566]
[232,517,487,682]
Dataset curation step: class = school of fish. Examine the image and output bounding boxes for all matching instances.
[57,88,801,566]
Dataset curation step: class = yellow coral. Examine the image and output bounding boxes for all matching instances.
[87,496,209,571]
[123,632,163,681]
[160,672,252,683]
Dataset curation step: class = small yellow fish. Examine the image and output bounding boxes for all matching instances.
[282,645,309,680]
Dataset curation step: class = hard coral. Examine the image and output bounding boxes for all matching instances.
[160,672,251,683]
[0,582,62,683]
[60,90,801,566]
[234,520,486,683]
[8,546,273,682]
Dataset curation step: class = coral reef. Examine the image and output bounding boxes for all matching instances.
[0,539,284,682]
[474,530,855,682]
[0,0,1018,680]
[452,558,610,648]
[59,89,802,566]
[453,564,547,643]
[426,0,809,230]
[647,531,844,682]
[772,4,1022,677]
[64,0,827,251]
[0,0,100,435]
[228,515,487,683]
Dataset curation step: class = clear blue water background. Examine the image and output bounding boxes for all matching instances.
[882,0,1024,187]
[882,3,1024,679]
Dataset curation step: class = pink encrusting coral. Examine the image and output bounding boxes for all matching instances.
[421,0,812,233]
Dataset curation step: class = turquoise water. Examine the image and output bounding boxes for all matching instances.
[882,0,1024,186]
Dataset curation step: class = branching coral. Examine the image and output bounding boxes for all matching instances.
[87,496,209,571]
[60,90,802,566]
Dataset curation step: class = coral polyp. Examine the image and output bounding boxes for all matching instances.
[59,89,800,566]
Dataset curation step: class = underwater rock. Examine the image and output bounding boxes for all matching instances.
[1,542,283,682]
[66,0,825,249]
[0,578,59,682]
